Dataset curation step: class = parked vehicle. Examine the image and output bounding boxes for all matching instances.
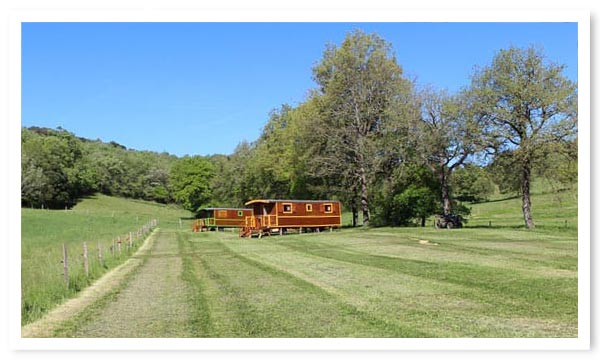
[434,213,463,229]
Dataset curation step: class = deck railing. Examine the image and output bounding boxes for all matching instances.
[244,215,277,229]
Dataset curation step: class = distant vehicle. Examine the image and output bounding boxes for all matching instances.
[434,214,463,229]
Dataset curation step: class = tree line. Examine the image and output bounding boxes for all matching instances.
[21,30,577,229]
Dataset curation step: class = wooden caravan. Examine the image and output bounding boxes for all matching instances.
[240,199,342,237]
[192,208,253,232]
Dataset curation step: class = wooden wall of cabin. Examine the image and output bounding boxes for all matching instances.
[276,201,341,228]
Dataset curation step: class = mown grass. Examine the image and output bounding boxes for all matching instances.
[177,222,576,337]
[172,185,577,337]
[179,231,426,337]
[21,194,190,325]
[23,182,578,337]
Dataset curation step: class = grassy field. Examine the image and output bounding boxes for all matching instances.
[465,178,577,230]
[171,225,577,337]
[21,194,191,324]
[21,184,578,337]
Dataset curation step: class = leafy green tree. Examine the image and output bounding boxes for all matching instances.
[412,88,486,215]
[144,167,171,203]
[21,152,48,208]
[371,163,439,227]
[170,156,214,213]
[392,185,439,227]
[487,150,521,195]
[451,164,495,202]
[533,140,577,188]
[21,127,85,208]
[311,30,414,226]
[471,46,577,228]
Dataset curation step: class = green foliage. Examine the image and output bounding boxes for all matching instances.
[21,128,85,208]
[391,185,439,226]
[170,156,214,213]
[21,127,178,208]
[311,30,415,225]
[487,150,522,194]
[533,140,578,187]
[371,164,441,227]
[470,45,577,228]
[451,164,495,202]
[22,38,578,232]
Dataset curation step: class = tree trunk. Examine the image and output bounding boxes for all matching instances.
[359,166,370,227]
[440,170,451,215]
[421,216,426,227]
[521,158,535,229]
[351,204,358,227]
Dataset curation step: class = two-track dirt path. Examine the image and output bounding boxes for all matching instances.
[22,229,194,338]
[72,229,193,337]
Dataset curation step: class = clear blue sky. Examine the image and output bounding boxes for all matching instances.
[21,22,578,157]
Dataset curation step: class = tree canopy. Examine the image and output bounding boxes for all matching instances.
[470,45,577,228]
[21,34,577,229]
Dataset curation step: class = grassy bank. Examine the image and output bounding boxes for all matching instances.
[21,194,190,324]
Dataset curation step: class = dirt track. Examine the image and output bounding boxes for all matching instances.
[71,229,193,337]
[22,229,193,338]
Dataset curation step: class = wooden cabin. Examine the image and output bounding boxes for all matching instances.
[192,208,253,232]
[240,199,342,237]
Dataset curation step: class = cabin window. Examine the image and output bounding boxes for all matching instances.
[306,204,313,212]
[238,210,243,217]
[282,203,293,213]
[324,203,333,213]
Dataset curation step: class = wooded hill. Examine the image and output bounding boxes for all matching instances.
[21,30,578,229]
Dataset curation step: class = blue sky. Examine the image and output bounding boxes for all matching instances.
[21,22,578,157]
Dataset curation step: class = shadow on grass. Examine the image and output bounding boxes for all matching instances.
[477,195,520,204]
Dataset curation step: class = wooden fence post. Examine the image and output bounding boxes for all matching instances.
[62,243,69,287]
[129,232,133,248]
[117,236,121,254]
[112,238,115,256]
[83,241,89,277]
[98,241,103,265]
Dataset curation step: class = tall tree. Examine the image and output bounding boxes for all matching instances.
[312,30,413,226]
[170,156,214,213]
[413,88,485,215]
[471,46,577,228]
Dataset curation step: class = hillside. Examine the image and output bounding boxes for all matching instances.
[467,182,577,231]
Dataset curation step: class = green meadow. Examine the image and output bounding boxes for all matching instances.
[21,194,190,324]
[22,186,578,337]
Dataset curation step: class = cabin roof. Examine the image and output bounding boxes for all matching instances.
[200,207,252,211]
[244,199,340,206]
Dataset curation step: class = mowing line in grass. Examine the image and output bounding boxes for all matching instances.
[184,232,430,337]
[275,237,576,321]
[281,239,577,317]
[217,239,430,337]
[177,231,214,336]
